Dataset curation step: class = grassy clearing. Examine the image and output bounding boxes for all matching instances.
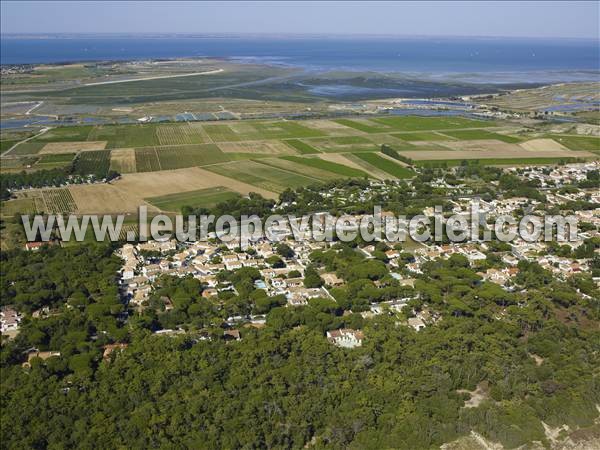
[352,153,415,178]
[145,186,240,212]
[371,116,493,131]
[205,160,320,193]
[155,144,229,171]
[283,139,320,154]
[441,129,521,143]
[548,135,600,152]
[281,156,369,178]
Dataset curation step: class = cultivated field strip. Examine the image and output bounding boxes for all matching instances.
[155,124,205,146]
[41,188,78,213]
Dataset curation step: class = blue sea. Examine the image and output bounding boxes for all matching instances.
[1,35,599,83]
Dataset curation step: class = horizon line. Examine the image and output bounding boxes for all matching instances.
[1,32,598,41]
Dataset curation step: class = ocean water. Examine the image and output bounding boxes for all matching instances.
[1,35,599,83]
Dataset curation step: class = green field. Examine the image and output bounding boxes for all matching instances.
[352,153,415,178]
[284,139,320,154]
[145,187,241,212]
[5,142,46,156]
[35,153,75,169]
[155,124,206,146]
[88,124,160,148]
[441,129,521,143]
[1,140,19,152]
[372,116,493,131]
[33,126,94,142]
[549,135,600,153]
[282,156,369,178]
[154,144,229,171]
[334,118,388,133]
[205,160,321,192]
[393,131,454,141]
[135,148,162,172]
[1,198,37,218]
[73,150,112,176]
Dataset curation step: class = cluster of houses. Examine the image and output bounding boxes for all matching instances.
[1,306,22,334]
[508,161,599,188]
[117,239,335,308]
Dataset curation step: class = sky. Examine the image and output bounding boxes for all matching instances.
[1,1,599,39]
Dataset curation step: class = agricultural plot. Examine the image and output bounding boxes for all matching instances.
[135,148,162,172]
[284,139,320,154]
[371,116,493,131]
[306,136,380,153]
[1,140,19,153]
[34,153,75,170]
[281,156,369,178]
[110,148,136,173]
[1,198,37,218]
[258,157,345,181]
[334,118,389,133]
[155,144,229,170]
[41,188,78,213]
[217,141,295,155]
[441,129,521,143]
[202,123,244,142]
[548,135,600,153]
[73,150,112,177]
[204,160,320,193]
[33,126,93,143]
[0,157,36,172]
[145,186,240,212]
[393,131,455,141]
[249,121,325,139]
[352,153,415,179]
[5,142,46,156]
[87,124,160,149]
[155,123,205,146]
[39,141,107,154]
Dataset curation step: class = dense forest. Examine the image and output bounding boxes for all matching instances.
[1,241,599,449]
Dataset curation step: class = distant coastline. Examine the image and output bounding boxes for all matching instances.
[1,35,598,86]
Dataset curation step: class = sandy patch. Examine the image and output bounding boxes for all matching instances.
[110,148,136,173]
[40,141,107,154]
[518,138,570,152]
[218,140,295,154]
